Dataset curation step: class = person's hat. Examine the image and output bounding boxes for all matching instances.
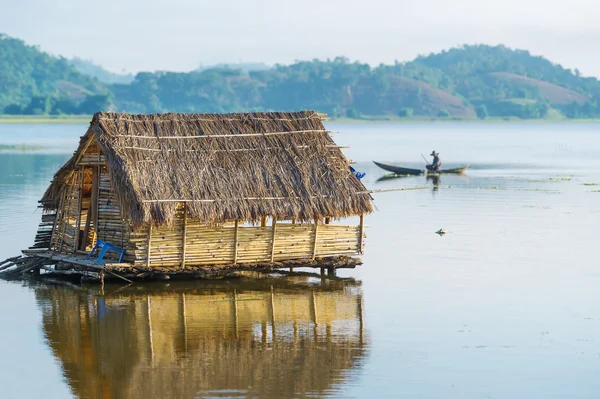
[430,151,437,156]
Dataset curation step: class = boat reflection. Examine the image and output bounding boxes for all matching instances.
[35,273,368,399]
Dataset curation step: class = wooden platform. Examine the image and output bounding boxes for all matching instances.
[1,250,362,284]
[21,249,130,269]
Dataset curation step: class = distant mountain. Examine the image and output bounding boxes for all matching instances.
[195,62,271,73]
[3,35,600,119]
[69,58,134,85]
[0,34,110,115]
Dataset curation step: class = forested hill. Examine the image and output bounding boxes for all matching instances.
[2,33,600,119]
[0,35,111,115]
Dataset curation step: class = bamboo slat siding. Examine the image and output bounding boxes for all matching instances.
[131,221,362,269]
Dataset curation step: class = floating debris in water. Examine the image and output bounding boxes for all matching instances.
[549,177,572,182]
[583,183,598,186]
[436,229,447,236]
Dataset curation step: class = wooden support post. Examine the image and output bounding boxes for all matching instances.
[181,293,188,352]
[311,219,319,260]
[357,294,364,343]
[80,167,99,251]
[270,285,276,338]
[325,217,330,224]
[233,220,239,264]
[146,224,153,270]
[94,166,101,241]
[53,189,67,250]
[261,216,267,227]
[358,214,365,254]
[310,290,318,324]
[232,289,239,338]
[48,210,59,251]
[291,217,296,225]
[147,296,154,363]
[269,216,277,263]
[59,183,74,253]
[73,167,85,253]
[181,204,188,270]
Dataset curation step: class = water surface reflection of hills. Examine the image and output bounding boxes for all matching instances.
[35,274,369,399]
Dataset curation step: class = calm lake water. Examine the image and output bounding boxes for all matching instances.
[1,122,600,399]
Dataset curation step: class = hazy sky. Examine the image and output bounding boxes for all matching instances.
[2,0,600,76]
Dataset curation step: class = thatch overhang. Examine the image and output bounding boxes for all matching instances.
[42,111,373,227]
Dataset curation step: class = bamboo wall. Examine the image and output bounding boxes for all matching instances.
[51,173,81,253]
[131,218,362,269]
[96,166,134,262]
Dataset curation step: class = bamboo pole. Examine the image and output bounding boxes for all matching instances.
[233,220,239,264]
[270,285,276,339]
[80,167,99,250]
[270,217,277,263]
[181,205,187,270]
[147,296,154,363]
[359,214,365,254]
[146,224,153,270]
[232,289,239,338]
[312,219,319,260]
[49,207,60,251]
[73,167,85,253]
[119,144,347,152]
[181,293,188,352]
[113,129,333,139]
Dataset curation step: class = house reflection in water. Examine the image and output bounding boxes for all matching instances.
[35,274,368,399]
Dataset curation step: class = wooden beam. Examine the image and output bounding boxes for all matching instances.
[80,167,99,251]
[270,217,277,263]
[181,205,187,270]
[312,219,319,260]
[232,220,239,264]
[113,129,332,139]
[358,214,365,254]
[73,166,84,253]
[48,210,59,251]
[146,224,153,270]
[118,144,347,152]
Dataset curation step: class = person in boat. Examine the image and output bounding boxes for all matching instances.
[427,151,441,173]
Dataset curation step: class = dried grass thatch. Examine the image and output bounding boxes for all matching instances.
[43,111,373,227]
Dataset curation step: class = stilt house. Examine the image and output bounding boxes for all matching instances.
[31,111,372,273]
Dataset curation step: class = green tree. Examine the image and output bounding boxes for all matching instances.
[78,94,111,114]
[437,109,450,117]
[23,96,52,115]
[3,104,23,114]
[475,105,488,119]
[397,108,413,117]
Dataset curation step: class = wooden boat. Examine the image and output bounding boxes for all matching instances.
[372,161,423,175]
[426,165,469,175]
[374,161,469,175]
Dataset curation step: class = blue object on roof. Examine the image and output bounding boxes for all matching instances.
[350,166,366,180]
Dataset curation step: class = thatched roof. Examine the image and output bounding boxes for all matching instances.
[43,111,372,227]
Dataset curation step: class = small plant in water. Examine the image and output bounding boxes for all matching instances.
[583,183,598,186]
[549,177,572,182]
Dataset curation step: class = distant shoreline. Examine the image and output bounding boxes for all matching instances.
[328,116,600,124]
[0,115,92,124]
[2,114,600,125]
